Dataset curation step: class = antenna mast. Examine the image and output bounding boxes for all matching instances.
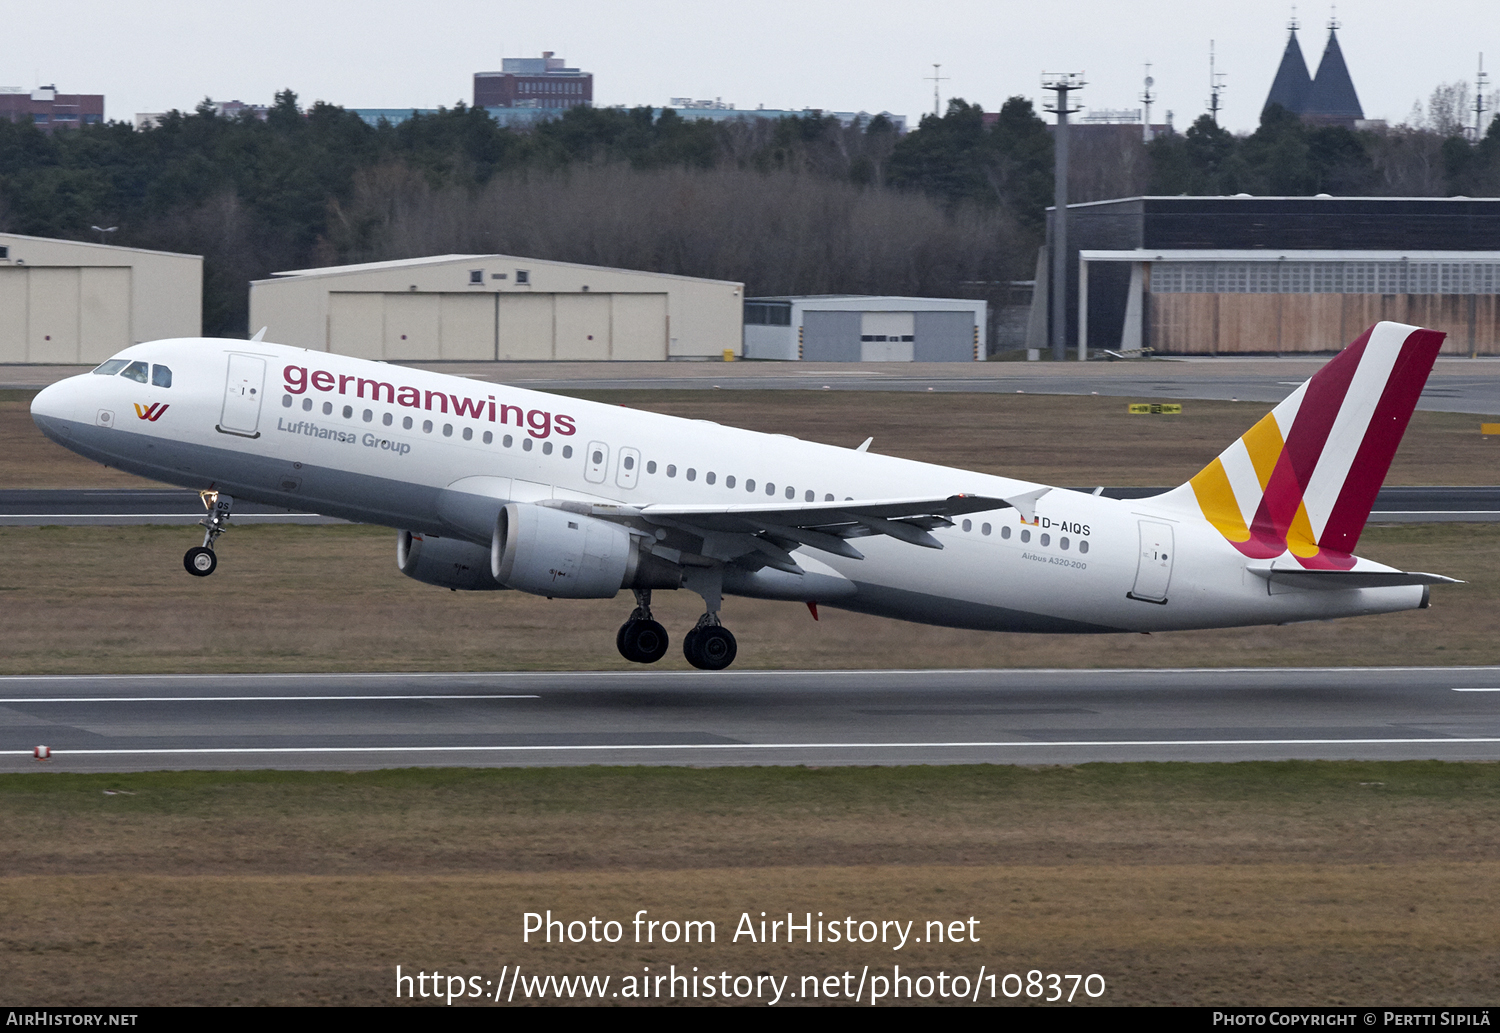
[1477,54,1490,142]
[925,64,949,118]
[1208,41,1228,124]
[1141,63,1155,142]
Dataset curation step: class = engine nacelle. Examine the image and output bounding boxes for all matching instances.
[397,530,507,590]
[491,502,681,598]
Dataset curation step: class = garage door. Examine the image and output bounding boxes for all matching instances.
[0,269,25,363]
[496,294,554,360]
[439,294,494,360]
[77,267,131,363]
[554,294,611,360]
[328,293,385,359]
[801,310,860,361]
[610,294,668,360]
[913,311,975,362]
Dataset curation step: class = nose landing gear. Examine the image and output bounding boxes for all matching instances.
[184,490,233,578]
[616,589,669,664]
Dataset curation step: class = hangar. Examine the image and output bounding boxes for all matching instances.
[0,233,202,363]
[249,255,743,361]
[1049,196,1500,356]
[742,296,987,361]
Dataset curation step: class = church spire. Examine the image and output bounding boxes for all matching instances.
[1304,14,1364,126]
[1263,13,1313,117]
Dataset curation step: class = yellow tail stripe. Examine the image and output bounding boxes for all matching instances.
[1190,459,1251,542]
[1241,413,1285,490]
[1287,499,1320,558]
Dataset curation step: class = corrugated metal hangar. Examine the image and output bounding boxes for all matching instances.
[1051,196,1500,356]
[0,233,202,363]
[743,296,987,361]
[249,255,744,361]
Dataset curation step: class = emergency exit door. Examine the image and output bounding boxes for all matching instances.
[1129,520,1174,603]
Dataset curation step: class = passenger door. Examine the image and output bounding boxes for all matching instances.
[1129,520,1174,603]
[219,354,266,437]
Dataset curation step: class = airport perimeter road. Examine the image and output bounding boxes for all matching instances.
[4,667,1499,771]
[8,358,1500,414]
[5,486,1497,525]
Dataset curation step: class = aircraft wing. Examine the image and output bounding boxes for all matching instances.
[539,490,1047,566]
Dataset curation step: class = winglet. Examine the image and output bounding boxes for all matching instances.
[1002,487,1052,525]
[855,437,873,452]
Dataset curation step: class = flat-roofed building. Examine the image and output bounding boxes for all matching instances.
[744,296,986,361]
[0,85,104,133]
[0,233,202,363]
[250,254,743,361]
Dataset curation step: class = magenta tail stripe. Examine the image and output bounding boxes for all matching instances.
[1318,327,1445,555]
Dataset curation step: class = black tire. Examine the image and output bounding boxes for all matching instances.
[687,626,737,671]
[616,620,632,658]
[626,620,669,664]
[682,627,703,667]
[184,547,217,577]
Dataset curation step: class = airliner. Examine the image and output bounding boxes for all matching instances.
[29,320,1458,669]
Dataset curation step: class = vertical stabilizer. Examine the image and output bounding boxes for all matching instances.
[1159,321,1444,568]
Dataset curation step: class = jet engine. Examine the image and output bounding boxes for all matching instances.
[491,502,681,598]
[397,530,507,590]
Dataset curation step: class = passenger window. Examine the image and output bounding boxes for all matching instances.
[1020,529,1031,543]
[666,465,677,478]
[463,427,473,441]
[1079,540,1089,554]
[503,434,513,447]
[562,445,572,458]
[92,359,128,376]
[483,431,492,444]
[962,519,972,532]
[725,475,734,488]
[523,438,533,451]
[1060,537,1069,550]
[1040,533,1050,547]
[324,402,334,415]
[442,424,453,437]
[303,398,313,411]
[402,416,413,429]
[805,490,814,502]
[383,413,393,426]
[363,409,373,422]
[746,479,756,492]
[121,361,149,384]
[982,523,991,535]
[765,483,775,496]
[786,487,795,500]
[687,468,696,481]
[647,461,657,474]
[151,365,172,388]
[623,455,634,469]
[825,494,834,502]
[706,472,716,485]
[282,394,293,408]
[422,420,433,433]
[542,440,552,454]
[1001,525,1011,539]
[343,405,354,419]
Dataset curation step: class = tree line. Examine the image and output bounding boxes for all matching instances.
[1,89,1496,337]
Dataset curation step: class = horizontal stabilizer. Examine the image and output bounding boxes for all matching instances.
[1246,563,1463,590]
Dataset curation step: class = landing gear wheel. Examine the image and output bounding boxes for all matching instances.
[617,619,669,664]
[184,546,217,577]
[684,625,736,671]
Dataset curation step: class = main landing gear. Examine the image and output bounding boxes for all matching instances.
[184,490,233,578]
[616,589,670,664]
[612,585,740,670]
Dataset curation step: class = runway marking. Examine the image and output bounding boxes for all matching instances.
[0,694,540,703]
[11,737,1500,757]
[1452,688,1500,692]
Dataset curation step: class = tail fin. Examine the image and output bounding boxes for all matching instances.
[1162,321,1445,569]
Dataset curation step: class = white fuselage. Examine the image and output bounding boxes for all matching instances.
[29,338,1427,634]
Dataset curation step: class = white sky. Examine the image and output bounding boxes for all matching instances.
[3,0,1495,134]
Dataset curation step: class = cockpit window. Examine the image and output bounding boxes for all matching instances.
[93,359,129,376]
[151,365,173,388]
[120,361,150,384]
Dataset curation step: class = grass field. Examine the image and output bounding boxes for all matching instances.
[3,764,1498,1006]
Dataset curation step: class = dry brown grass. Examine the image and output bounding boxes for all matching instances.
[2,764,1498,1005]
[0,522,1494,674]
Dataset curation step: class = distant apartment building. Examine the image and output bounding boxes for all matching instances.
[0,85,104,132]
[474,52,593,110]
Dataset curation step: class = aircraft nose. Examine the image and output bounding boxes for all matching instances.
[30,376,89,444]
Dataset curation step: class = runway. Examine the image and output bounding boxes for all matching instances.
[4,486,1497,525]
[5,667,1499,771]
